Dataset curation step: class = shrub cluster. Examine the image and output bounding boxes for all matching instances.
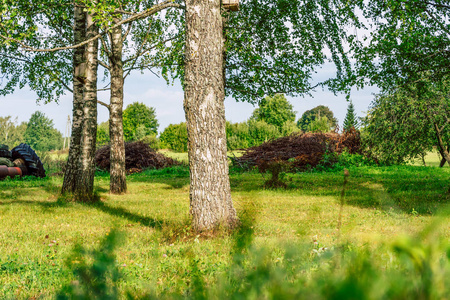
[235,129,362,172]
[156,120,301,153]
[159,122,188,152]
[95,141,179,172]
[226,120,302,150]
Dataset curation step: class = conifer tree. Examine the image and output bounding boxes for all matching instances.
[343,101,358,131]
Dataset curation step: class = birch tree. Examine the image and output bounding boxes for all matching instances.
[176,0,356,231]
[1,0,182,196]
[184,0,238,231]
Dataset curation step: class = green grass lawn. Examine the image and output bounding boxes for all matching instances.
[160,149,243,164]
[0,162,449,298]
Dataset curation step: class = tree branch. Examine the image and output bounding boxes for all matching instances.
[123,18,154,65]
[100,35,112,59]
[0,53,73,93]
[423,6,450,36]
[123,35,179,63]
[98,59,110,70]
[97,87,111,91]
[97,100,110,109]
[122,21,133,43]
[423,1,450,10]
[0,0,183,53]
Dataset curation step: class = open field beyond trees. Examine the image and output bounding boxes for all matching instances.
[0,155,449,299]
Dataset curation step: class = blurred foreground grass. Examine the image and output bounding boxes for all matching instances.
[0,160,449,298]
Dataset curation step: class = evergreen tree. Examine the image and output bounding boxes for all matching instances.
[343,101,358,131]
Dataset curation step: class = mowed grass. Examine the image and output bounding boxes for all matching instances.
[160,149,243,164]
[0,161,449,298]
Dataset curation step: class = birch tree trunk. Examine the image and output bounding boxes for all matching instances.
[184,0,237,231]
[109,18,127,194]
[74,11,98,202]
[62,5,86,194]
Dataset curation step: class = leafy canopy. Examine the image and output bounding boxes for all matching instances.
[24,111,63,151]
[307,116,331,133]
[163,0,356,103]
[349,1,450,91]
[0,116,27,148]
[250,94,296,131]
[298,105,337,132]
[123,102,159,142]
[0,0,182,103]
[159,122,188,153]
[0,0,73,102]
[96,121,110,146]
[363,79,450,165]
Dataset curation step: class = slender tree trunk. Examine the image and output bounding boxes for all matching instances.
[439,145,449,167]
[109,18,127,194]
[74,11,99,202]
[421,154,426,166]
[62,5,86,194]
[434,123,450,165]
[184,0,237,232]
[439,156,446,167]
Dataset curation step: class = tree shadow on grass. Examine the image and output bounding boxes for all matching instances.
[0,178,61,200]
[0,178,169,229]
[0,198,68,208]
[229,167,450,216]
[128,175,190,190]
[84,201,166,229]
[0,196,169,230]
[95,186,109,193]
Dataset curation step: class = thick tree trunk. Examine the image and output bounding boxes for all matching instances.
[74,11,99,202]
[184,0,238,231]
[109,18,127,194]
[62,5,86,194]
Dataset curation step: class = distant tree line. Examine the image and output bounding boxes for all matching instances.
[109,95,353,153]
[0,111,63,151]
[1,98,359,155]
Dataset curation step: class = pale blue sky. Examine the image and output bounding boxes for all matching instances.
[0,63,377,135]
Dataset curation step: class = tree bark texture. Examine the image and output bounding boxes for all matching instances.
[109,18,127,194]
[184,0,237,231]
[74,11,98,202]
[62,5,86,194]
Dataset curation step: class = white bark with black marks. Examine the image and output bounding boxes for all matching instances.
[62,5,86,195]
[184,0,237,231]
[109,17,127,194]
[74,10,99,201]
